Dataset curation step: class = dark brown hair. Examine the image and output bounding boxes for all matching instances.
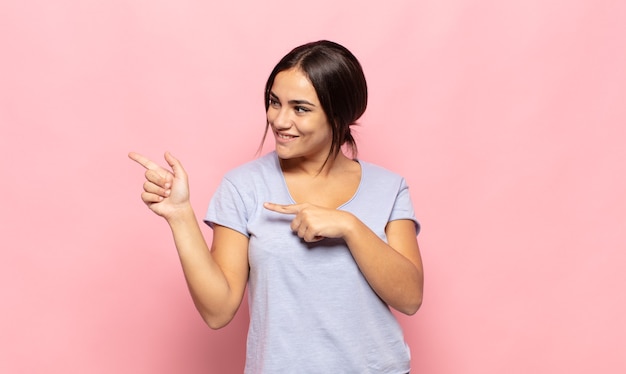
[261,40,368,163]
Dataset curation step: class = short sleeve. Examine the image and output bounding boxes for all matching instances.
[389,178,421,236]
[204,177,250,237]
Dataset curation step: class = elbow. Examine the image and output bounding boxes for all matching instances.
[400,300,422,316]
[402,271,424,315]
[205,318,228,330]
[204,315,232,330]
[200,310,236,330]
[404,298,423,316]
[192,296,239,330]
[397,292,423,316]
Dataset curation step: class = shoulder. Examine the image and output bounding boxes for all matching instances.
[207,152,280,217]
[222,152,280,182]
[359,159,406,185]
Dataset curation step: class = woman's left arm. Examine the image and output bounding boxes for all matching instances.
[264,202,424,315]
[344,217,423,315]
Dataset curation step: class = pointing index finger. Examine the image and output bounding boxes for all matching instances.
[128,152,159,170]
[263,202,300,214]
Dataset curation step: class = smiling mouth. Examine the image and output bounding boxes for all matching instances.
[276,133,298,140]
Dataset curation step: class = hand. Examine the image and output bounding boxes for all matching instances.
[263,202,355,242]
[128,151,191,220]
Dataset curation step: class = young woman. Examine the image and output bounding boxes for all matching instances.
[130,40,423,373]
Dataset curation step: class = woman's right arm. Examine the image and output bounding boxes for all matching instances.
[129,152,249,329]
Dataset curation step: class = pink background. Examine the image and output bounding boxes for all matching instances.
[1,0,624,373]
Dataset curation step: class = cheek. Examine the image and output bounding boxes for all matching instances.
[320,123,334,139]
[266,107,282,125]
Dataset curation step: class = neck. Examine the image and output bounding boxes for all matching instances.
[279,151,351,177]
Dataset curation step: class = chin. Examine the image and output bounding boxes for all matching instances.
[274,146,296,160]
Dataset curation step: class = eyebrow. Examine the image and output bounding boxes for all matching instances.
[270,92,316,107]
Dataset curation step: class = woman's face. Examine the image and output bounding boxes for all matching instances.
[266,68,332,163]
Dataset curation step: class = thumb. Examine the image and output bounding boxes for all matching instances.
[164,152,186,178]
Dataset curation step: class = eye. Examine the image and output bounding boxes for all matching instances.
[294,106,311,113]
[268,98,280,108]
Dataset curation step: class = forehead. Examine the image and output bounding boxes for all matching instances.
[271,68,319,102]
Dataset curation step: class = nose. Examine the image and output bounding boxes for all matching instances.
[268,107,292,131]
